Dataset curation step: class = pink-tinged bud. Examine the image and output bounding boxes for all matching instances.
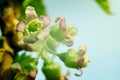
[37,29,48,41]
[16,21,26,32]
[25,6,37,22]
[59,17,66,31]
[39,16,51,27]
[28,70,36,78]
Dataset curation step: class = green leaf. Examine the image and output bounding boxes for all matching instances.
[95,0,111,14]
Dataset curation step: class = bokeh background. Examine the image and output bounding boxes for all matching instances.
[36,0,120,80]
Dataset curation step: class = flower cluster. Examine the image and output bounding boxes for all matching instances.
[14,6,90,80]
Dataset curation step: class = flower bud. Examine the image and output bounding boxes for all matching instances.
[78,45,87,56]
[39,16,51,27]
[50,24,66,42]
[66,25,78,37]
[42,57,62,80]
[58,49,80,68]
[16,21,26,32]
[25,6,37,22]
[58,48,89,69]
[59,17,66,31]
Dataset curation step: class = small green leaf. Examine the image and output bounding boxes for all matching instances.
[95,0,111,14]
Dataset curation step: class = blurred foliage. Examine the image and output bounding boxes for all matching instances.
[95,0,111,14]
[0,0,46,20]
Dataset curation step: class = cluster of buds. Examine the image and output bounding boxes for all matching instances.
[15,6,90,80]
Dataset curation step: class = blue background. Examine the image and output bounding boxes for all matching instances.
[36,0,120,80]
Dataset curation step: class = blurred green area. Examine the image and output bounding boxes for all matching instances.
[0,0,46,21]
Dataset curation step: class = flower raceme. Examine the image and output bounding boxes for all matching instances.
[15,6,90,80]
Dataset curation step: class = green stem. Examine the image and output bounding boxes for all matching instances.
[45,44,58,55]
[33,40,46,64]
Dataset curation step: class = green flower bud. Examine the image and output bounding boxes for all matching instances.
[42,57,62,80]
[58,48,89,69]
[66,25,78,37]
[50,24,66,42]
[58,49,81,68]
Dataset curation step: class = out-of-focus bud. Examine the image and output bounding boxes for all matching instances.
[58,49,80,68]
[42,56,62,80]
[58,48,90,76]
[27,70,36,79]
[50,24,66,42]
[79,45,87,55]
[16,21,26,32]
[39,16,51,27]
[59,17,66,31]
[55,17,66,31]
[66,25,78,37]
[25,6,37,22]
